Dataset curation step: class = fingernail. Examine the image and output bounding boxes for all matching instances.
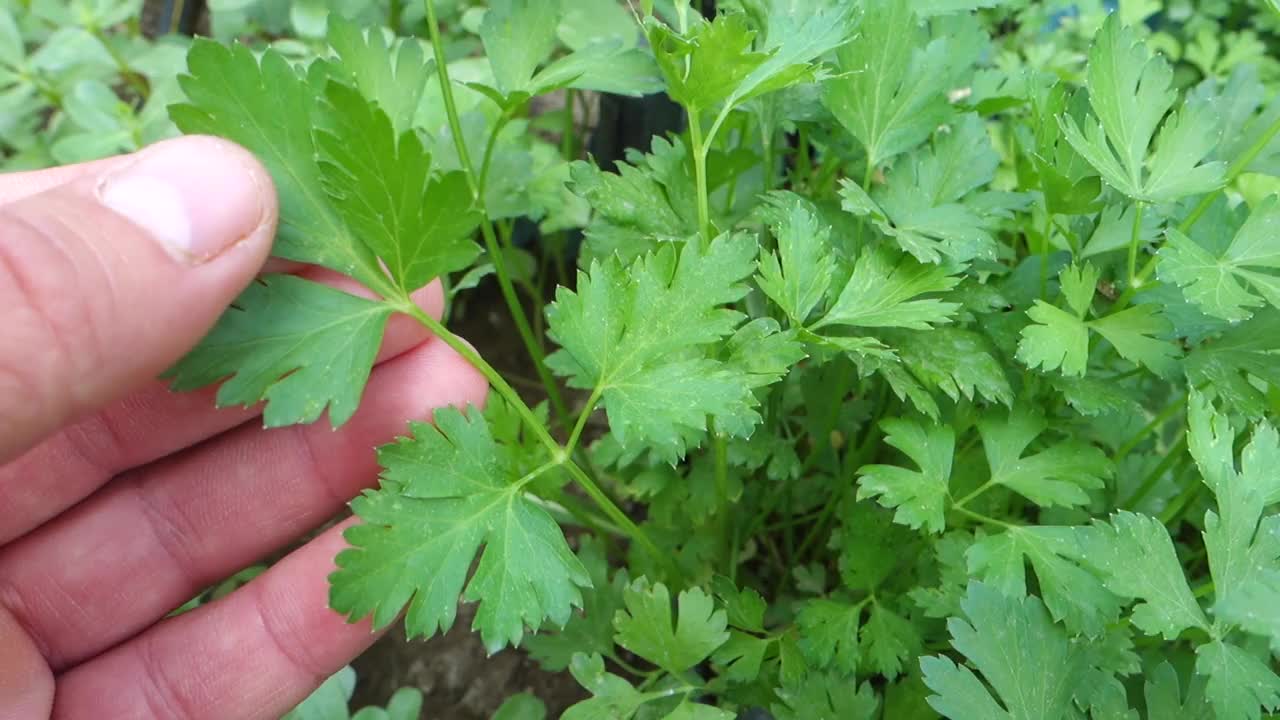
[96,137,268,265]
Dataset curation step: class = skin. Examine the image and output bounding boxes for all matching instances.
[0,136,488,719]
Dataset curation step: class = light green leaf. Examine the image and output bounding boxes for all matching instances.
[772,673,880,720]
[479,0,558,97]
[330,407,591,652]
[813,248,961,331]
[979,409,1111,508]
[1194,640,1280,720]
[756,192,837,325]
[613,579,730,675]
[857,418,955,533]
[165,276,392,428]
[796,598,863,675]
[562,653,646,720]
[1158,196,1280,322]
[1059,16,1225,203]
[1016,301,1090,376]
[492,693,547,720]
[323,17,432,135]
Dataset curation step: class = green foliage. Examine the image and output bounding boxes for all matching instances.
[24,0,1276,716]
[283,666,423,720]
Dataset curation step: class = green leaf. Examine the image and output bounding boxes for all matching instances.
[479,0,558,98]
[546,234,761,462]
[823,0,974,167]
[978,410,1111,508]
[562,653,646,720]
[322,16,432,135]
[317,81,480,294]
[967,526,1122,637]
[1059,16,1225,203]
[1090,304,1180,376]
[492,693,547,720]
[165,275,392,428]
[839,115,1008,265]
[756,192,837,326]
[796,598,863,675]
[330,407,592,652]
[1016,301,1090,376]
[886,328,1014,407]
[1158,196,1280,322]
[812,248,961,332]
[1194,640,1280,720]
[613,578,730,675]
[526,538,629,672]
[861,604,921,680]
[171,41,388,293]
[1071,511,1209,639]
[283,666,356,720]
[921,583,1089,720]
[857,418,955,534]
[663,703,734,720]
[772,673,880,720]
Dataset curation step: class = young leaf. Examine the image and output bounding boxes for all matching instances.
[755,192,837,326]
[921,583,1090,720]
[796,598,863,675]
[164,276,393,428]
[1158,196,1280,322]
[861,603,921,680]
[885,328,1014,407]
[322,16,432,135]
[857,418,955,533]
[1194,640,1280,720]
[613,579,730,675]
[1015,301,1091,376]
[546,234,762,462]
[330,407,592,653]
[316,81,481,294]
[1059,16,1225,203]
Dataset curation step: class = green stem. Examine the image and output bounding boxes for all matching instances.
[424,0,571,430]
[952,505,1014,529]
[388,0,403,29]
[566,387,604,457]
[1113,392,1187,464]
[1120,434,1187,511]
[1039,209,1052,301]
[712,422,731,572]
[688,108,713,245]
[561,88,578,161]
[951,479,997,511]
[1127,201,1145,289]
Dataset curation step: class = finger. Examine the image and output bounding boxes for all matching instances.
[0,277,445,545]
[0,135,277,463]
[0,604,52,719]
[0,337,487,668]
[51,522,385,720]
[0,155,122,205]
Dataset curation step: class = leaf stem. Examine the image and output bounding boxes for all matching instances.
[1120,433,1187,511]
[566,386,604,457]
[952,505,1014,529]
[1126,201,1145,289]
[1112,391,1187,464]
[688,107,713,245]
[951,479,997,512]
[424,0,571,430]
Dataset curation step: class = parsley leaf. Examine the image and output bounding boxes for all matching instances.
[330,406,591,653]
[1060,16,1226,203]
[978,409,1111,509]
[1158,195,1280,322]
[546,234,763,462]
[165,276,392,428]
[613,579,730,675]
[857,418,955,533]
[921,583,1089,720]
[772,673,880,720]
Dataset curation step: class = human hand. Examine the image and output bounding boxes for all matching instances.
[0,137,487,719]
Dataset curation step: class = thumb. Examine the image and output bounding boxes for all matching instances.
[0,136,277,462]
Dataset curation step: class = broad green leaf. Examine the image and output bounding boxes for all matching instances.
[479,0,558,97]
[978,409,1111,508]
[283,666,356,720]
[857,418,955,533]
[330,407,591,652]
[1090,305,1180,376]
[165,275,392,428]
[317,81,481,294]
[861,604,920,680]
[526,538,629,671]
[171,41,389,294]
[1060,16,1225,203]
[921,583,1088,720]
[1194,640,1280,720]
[1158,196,1280,322]
[1184,309,1280,420]
[613,579,729,674]
[886,328,1014,407]
[1072,511,1208,639]
[1016,301,1090,376]
[968,526,1122,637]
[546,233,762,462]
